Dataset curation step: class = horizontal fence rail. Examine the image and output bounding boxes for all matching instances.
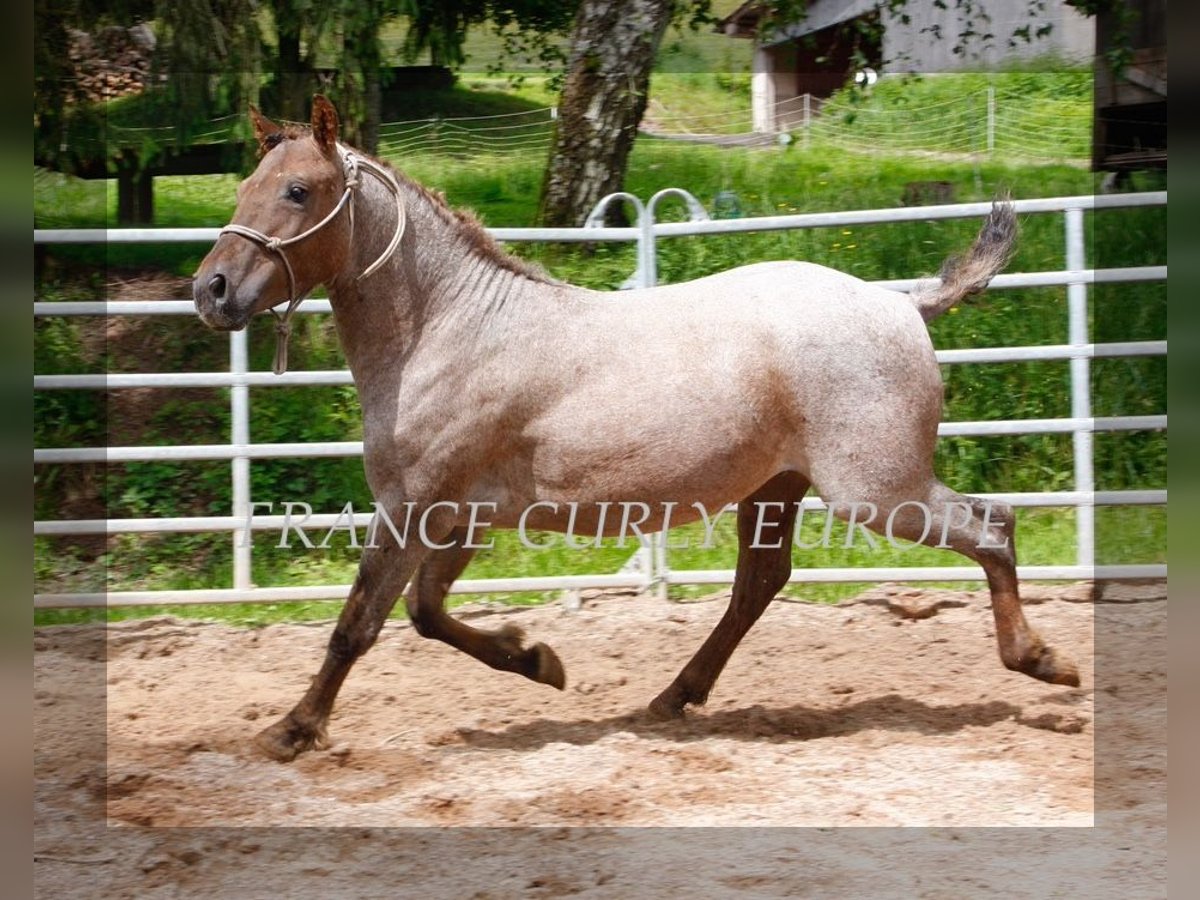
[27,339,1170,390]
[34,491,1169,537]
[31,416,1168,465]
[34,192,1168,608]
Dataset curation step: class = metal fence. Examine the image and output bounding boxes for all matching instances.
[33,191,1168,608]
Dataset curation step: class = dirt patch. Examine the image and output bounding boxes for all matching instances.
[34,583,1166,896]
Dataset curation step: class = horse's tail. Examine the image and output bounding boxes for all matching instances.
[910,197,1017,323]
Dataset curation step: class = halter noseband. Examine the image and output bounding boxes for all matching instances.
[219,147,407,374]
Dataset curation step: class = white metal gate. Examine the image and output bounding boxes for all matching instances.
[33,192,1168,608]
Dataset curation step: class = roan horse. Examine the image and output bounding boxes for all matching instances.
[194,96,1080,762]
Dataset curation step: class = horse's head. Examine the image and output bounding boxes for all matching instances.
[193,95,353,331]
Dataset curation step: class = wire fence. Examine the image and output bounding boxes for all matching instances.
[77,80,1092,172]
[365,83,1093,164]
[649,85,1092,161]
[377,106,557,158]
[107,113,243,144]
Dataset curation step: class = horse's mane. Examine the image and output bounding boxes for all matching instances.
[390,166,560,286]
[260,125,308,152]
[265,126,558,286]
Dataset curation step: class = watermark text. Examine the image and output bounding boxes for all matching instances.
[242,499,1011,553]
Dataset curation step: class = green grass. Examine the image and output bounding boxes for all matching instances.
[643,73,753,134]
[381,79,558,120]
[815,70,1092,160]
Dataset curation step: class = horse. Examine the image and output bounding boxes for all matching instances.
[193,96,1079,762]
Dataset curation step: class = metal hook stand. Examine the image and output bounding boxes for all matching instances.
[580,188,711,601]
[583,188,710,290]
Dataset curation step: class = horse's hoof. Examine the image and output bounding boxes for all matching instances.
[1012,645,1081,688]
[647,691,687,721]
[530,642,566,690]
[1029,646,1081,687]
[254,715,328,762]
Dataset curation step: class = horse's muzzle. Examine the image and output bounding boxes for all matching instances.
[193,269,261,331]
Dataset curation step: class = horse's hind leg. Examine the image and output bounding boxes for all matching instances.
[856,480,1080,686]
[405,526,566,689]
[649,471,810,719]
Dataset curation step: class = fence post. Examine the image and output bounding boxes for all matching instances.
[230,329,252,590]
[644,189,711,601]
[803,93,811,149]
[1064,207,1095,570]
[986,86,995,154]
[627,196,664,600]
[584,191,647,289]
[582,191,658,598]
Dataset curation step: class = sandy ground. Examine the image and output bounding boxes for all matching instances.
[34,581,1166,897]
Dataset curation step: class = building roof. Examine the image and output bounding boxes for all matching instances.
[718,0,879,43]
[716,1,763,38]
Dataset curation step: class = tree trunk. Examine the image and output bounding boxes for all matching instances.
[361,66,382,156]
[538,0,676,227]
[346,10,384,157]
[275,0,309,122]
[115,161,154,225]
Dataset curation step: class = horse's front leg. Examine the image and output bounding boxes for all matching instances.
[406,526,566,690]
[254,530,429,762]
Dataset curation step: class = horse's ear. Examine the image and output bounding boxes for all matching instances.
[311,95,339,156]
[249,104,282,153]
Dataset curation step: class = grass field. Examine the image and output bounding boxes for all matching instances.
[33,64,1166,625]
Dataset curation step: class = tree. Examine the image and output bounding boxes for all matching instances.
[156,0,262,132]
[398,0,487,67]
[33,0,99,165]
[537,0,681,228]
[341,4,384,154]
[535,0,1120,228]
[397,1,574,69]
[33,0,260,171]
[336,0,409,154]
[271,0,311,122]
[270,1,570,154]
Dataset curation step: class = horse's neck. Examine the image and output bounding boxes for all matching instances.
[327,173,562,384]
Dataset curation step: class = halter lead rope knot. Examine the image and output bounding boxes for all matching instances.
[272,317,293,376]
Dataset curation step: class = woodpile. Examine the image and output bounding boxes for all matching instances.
[68,24,156,102]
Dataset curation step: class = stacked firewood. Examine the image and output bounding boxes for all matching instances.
[68,23,156,102]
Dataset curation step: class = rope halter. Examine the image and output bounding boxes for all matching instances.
[219,147,407,374]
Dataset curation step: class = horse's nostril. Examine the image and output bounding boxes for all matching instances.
[208,274,227,300]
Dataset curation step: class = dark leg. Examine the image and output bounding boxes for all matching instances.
[869,483,1079,686]
[254,535,428,762]
[649,471,810,719]
[405,527,566,689]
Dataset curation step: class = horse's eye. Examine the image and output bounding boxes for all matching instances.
[287,185,308,204]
